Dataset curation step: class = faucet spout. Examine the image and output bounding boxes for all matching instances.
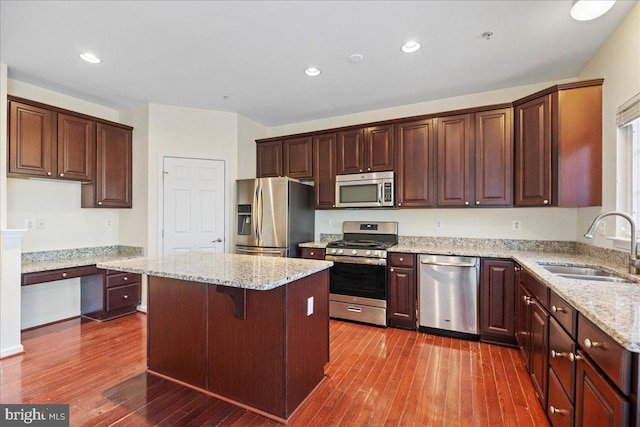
[584,211,639,274]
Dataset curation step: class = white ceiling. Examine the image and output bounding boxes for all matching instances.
[1,1,637,127]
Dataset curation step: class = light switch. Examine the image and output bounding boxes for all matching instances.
[307,296,314,316]
[37,219,46,230]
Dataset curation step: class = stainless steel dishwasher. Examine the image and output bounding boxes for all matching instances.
[418,254,480,339]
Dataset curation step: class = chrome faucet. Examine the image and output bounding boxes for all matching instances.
[584,211,640,274]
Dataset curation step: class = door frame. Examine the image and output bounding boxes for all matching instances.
[157,155,228,256]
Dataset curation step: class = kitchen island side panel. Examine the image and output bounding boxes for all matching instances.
[147,276,208,389]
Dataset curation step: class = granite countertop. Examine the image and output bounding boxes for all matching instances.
[21,246,144,274]
[299,239,640,352]
[97,252,333,291]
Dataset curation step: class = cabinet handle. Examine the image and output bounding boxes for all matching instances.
[62,272,68,278]
[398,203,402,207]
[549,406,566,415]
[59,173,65,177]
[551,305,566,313]
[98,202,103,206]
[47,172,52,176]
[123,294,129,299]
[309,251,315,256]
[543,199,549,205]
[523,295,532,305]
[399,257,404,262]
[515,266,523,272]
[584,338,601,349]
[464,201,469,205]
[475,201,480,205]
[390,268,395,272]
[359,169,363,172]
[123,276,128,281]
[550,349,570,359]
[367,168,371,171]
[569,352,577,362]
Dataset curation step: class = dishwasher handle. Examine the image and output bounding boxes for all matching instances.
[420,260,477,268]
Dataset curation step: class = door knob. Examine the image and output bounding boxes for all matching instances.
[213,238,223,243]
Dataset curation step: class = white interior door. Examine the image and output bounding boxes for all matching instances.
[162,157,225,254]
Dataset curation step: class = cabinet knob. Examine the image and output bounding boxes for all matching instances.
[47,172,52,176]
[310,251,315,256]
[390,268,394,272]
[568,352,577,362]
[398,203,402,207]
[123,294,129,299]
[543,199,549,205]
[464,201,469,205]
[59,173,65,177]
[62,272,68,278]
[98,202,103,205]
[550,349,570,359]
[399,257,404,262]
[551,305,566,313]
[549,406,566,415]
[475,201,480,205]
[359,169,363,172]
[123,276,128,281]
[367,168,371,171]
[584,338,601,349]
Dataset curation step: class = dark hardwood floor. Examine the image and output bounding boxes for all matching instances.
[0,313,548,426]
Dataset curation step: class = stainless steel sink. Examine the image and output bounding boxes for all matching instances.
[539,264,632,284]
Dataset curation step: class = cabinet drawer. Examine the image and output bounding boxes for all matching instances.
[106,272,141,288]
[549,290,577,338]
[523,272,549,308]
[22,265,98,286]
[106,283,141,311]
[388,253,415,268]
[548,367,574,427]
[549,317,576,402]
[300,248,325,260]
[578,314,631,394]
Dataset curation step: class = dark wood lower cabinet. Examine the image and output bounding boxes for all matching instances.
[548,367,575,427]
[530,298,550,407]
[81,269,141,321]
[388,266,416,330]
[575,350,629,427]
[480,259,516,346]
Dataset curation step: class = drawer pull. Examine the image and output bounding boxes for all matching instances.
[550,349,570,359]
[123,294,129,300]
[123,276,128,281]
[310,251,314,256]
[549,406,566,415]
[399,257,404,262]
[584,338,602,349]
[551,305,566,313]
[390,268,394,272]
[347,306,362,313]
[62,272,68,278]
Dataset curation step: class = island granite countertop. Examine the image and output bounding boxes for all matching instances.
[299,240,640,352]
[97,252,333,291]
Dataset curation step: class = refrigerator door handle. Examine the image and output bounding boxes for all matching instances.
[253,183,260,240]
[256,182,263,241]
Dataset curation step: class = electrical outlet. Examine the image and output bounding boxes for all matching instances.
[598,222,606,236]
[24,219,34,230]
[325,219,332,227]
[106,219,112,227]
[436,219,443,229]
[37,219,46,230]
[512,220,521,231]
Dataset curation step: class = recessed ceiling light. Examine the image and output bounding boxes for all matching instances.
[304,67,321,77]
[348,54,364,63]
[401,41,421,53]
[80,53,101,64]
[570,0,616,21]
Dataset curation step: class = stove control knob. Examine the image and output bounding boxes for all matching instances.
[338,249,344,255]
[351,249,358,255]
[366,250,371,256]
[330,248,337,254]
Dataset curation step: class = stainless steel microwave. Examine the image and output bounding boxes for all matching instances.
[335,171,394,208]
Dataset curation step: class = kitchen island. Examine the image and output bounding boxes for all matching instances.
[98,252,332,423]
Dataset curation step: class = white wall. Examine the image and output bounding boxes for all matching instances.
[237,115,268,179]
[576,2,640,249]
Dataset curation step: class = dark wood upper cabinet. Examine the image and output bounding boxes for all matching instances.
[436,114,474,207]
[57,113,95,181]
[283,137,313,180]
[82,123,132,208]
[475,108,513,206]
[395,119,436,208]
[313,133,337,209]
[480,259,516,346]
[336,125,394,175]
[256,140,283,178]
[9,100,56,178]
[514,80,602,207]
[336,129,365,174]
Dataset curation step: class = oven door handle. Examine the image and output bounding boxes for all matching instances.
[420,260,477,268]
[325,255,387,266]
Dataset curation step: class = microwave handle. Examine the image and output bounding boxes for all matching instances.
[378,182,383,204]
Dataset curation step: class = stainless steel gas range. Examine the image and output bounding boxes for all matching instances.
[325,221,398,326]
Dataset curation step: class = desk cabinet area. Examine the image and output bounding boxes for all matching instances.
[81,269,141,320]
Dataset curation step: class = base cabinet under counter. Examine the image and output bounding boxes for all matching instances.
[81,269,141,320]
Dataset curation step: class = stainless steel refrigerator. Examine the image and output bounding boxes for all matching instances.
[235,177,314,257]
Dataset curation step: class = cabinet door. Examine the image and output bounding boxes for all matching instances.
[480,259,516,345]
[57,113,95,181]
[283,137,313,179]
[93,123,132,208]
[575,351,629,427]
[366,125,394,172]
[313,133,337,209]
[336,129,365,174]
[436,114,474,207]
[530,298,550,408]
[514,95,552,206]
[388,266,416,330]
[256,140,283,178]
[9,101,55,177]
[475,108,513,206]
[516,282,532,369]
[395,119,436,207]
